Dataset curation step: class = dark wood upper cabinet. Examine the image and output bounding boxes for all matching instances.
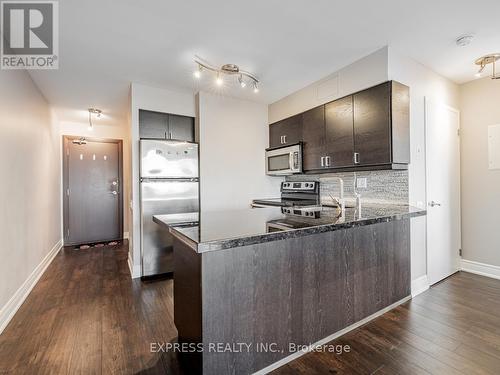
[353,82,391,166]
[269,115,302,148]
[267,80,410,173]
[390,81,410,164]
[139,110,195,142]
[169,114,195,142]
[302,106,325,171]
[353,81,409,167]
[325,96,355,168]
[139,110,168,139]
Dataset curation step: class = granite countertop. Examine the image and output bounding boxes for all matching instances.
[153,204,426,253]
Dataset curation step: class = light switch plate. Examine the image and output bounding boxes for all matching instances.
[488,124,500,170]
[356,177,367,189]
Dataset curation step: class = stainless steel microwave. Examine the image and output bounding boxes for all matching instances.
[265,143,302,176]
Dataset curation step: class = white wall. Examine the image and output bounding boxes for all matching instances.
[0,69,62,331]
[269,47,389,123]
[59,120,131,235]
[197,92,282,211]
[460,77,500,267]
[129,83,196,276]
[388,47,460,282]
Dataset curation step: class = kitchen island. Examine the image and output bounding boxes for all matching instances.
[153,204,425,374]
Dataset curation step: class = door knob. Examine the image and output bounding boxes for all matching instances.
[429,201,441,207]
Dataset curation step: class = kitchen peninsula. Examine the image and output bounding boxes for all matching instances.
[154,204,425,374]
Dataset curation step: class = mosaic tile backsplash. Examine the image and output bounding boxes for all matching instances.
[286,169,409,205]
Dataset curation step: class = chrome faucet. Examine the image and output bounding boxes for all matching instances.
[353,172,362,219]
[328,177,345,215]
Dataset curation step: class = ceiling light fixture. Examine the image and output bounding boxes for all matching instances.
[88,108,102,130]
[474,54,500,79]
[253,81,259,93]
[194,55,260,92]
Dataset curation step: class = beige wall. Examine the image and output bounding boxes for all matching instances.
[59,120,131,235]
[0,69,62,330]
[197,92,282,212]
[460,77,500,266]
[388,48,460,282]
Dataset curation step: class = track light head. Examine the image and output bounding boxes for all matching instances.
[215,72,223,86]
[193,65,202,79]
[238,75,246,88]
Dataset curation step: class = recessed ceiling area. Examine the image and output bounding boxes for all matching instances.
[28,0,500,128]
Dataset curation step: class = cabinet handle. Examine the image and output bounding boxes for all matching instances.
[280,136,283,144]
[169,132,172,139]
[354,152,360,164]
[320,156,325,167]
[325,156,331,167]
[283,135,287,144]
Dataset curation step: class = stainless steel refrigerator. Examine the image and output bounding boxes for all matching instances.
[140,139,199,277]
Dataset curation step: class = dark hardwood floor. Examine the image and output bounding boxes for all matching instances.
[1,242,500,374]
[273,272,500,375]
[0,242,182,375]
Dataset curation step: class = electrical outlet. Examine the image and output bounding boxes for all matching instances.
[356,177,367,189]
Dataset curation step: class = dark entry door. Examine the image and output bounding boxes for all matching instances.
[64,138,122,245]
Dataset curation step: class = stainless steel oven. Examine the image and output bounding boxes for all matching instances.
[265,143,302,176]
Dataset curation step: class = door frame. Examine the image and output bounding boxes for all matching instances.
[424,98,461,285]
[62,136,124,246]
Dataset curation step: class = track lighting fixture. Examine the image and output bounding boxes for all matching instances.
[193,55,260,92]
[88,108,102,131]
[474,54,500,80]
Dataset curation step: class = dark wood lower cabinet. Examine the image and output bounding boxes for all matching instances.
[173,219,411,374]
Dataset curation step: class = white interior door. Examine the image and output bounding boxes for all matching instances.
[425,99,461,285]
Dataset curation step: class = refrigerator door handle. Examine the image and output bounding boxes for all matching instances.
[141,177,199,183]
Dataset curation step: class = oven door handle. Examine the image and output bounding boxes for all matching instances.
[251,203,271,208]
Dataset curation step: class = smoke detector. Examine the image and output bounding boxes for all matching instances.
[456,35,474,47]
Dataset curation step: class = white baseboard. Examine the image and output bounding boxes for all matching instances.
[128,251,141,279]
[254,295,411,375]
[461,259,500,280]
[0,239,63,335]
[411,275,430,297]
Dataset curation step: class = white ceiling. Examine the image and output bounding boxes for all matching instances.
[28,0,500,128]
